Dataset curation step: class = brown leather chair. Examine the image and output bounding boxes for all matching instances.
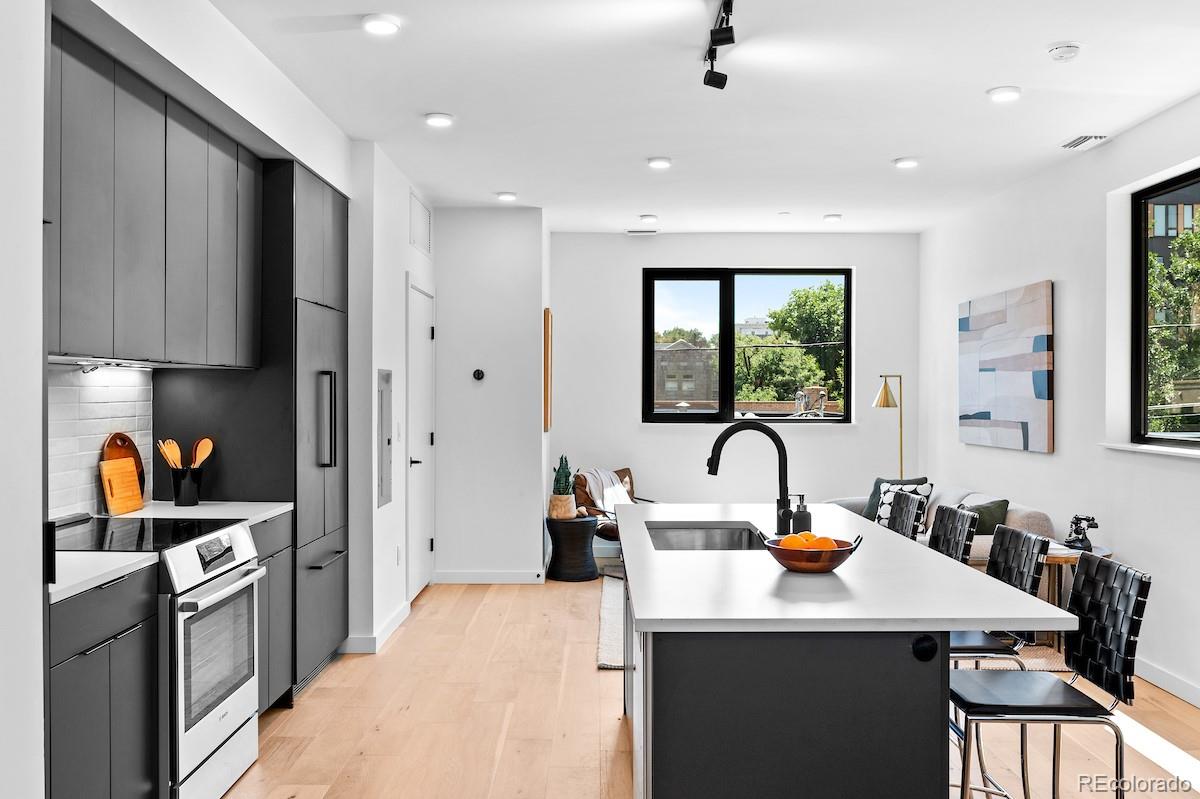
[573,467,649,541]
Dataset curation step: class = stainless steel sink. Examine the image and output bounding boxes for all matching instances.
[645,522,766,551]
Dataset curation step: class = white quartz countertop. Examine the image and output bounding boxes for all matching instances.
[118,500,293,526]
[615,502,1079,634]
[49,501,292,604]
[49,551,159,604]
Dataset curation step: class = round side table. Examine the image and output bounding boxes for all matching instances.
[546,516,600,581]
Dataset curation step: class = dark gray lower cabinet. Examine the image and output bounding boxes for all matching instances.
[49,619,156,799]
[257,545,294,713]
[295,527,348,684]
[50,643,110,798]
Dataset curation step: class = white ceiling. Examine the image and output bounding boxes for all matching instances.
[210,0,1200,233]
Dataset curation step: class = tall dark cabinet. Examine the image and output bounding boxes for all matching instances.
[153,160,349,690]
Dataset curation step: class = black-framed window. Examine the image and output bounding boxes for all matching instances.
[1133,167,1200,446]
[642,268,852,423]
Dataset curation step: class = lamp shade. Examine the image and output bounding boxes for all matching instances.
[872,378,898,408]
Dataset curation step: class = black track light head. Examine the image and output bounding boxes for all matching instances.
[722,0,734,14]
[703,68,728,90]
[710,25,735,48]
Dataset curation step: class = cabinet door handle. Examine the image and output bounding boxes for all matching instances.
[114,623,143,641]
[98,573,130,589]
[308,550,347,570]
[83,637,114,656]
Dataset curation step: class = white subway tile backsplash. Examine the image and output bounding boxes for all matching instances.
[47,364,153,519]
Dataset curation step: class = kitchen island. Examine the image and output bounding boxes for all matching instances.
[615,502,1076,798]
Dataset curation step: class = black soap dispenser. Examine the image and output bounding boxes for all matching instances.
[790,494,812,534]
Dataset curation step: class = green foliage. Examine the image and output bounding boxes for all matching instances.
[552,455,573,495]
[733,333,826,403]
[655,327,712,349]
[764,281,846,399]
[1146,229,1200,433]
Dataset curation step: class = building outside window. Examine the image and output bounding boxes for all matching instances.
[1133,170,1200,444]
[643,268,851,423]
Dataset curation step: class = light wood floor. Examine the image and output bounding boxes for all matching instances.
[227,579,1200,799]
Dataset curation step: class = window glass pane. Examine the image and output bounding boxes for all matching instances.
[652,280,719,413]
[1142,182,1200,440]
[732,273,847,419]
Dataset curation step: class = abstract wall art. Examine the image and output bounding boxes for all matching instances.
[958,280,1054,453]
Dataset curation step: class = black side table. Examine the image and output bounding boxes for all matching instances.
[546,516,600,581]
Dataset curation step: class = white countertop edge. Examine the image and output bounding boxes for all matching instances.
[117,500,294,526]
[633,617,1080,634]
[49,551,159,604]
[1100,441,1200,460]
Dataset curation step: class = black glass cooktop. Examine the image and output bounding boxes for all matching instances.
[55,516,245,553]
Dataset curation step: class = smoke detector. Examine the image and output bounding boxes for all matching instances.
[1047,41,1082,62]
[1059,135,1107,151]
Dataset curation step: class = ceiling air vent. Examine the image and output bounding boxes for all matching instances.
[625,229,658,237]
[1060,135,1107,151]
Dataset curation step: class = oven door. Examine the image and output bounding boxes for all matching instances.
[174,564,265,782]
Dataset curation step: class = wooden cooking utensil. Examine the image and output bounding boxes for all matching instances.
[99,457,144,515]
[157,439,181,470]
[191,437,214,469]
[100,432,144,492]
[164,439,183,470]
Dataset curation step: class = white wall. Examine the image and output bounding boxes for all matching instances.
[549,233,921,536]
[48,365,153,517]
[434,208,548,582]
[346,142,435,651]
[83,0,352,191]
[0,2,46,794]
[918,92,1200,705]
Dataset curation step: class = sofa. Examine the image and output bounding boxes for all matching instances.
[826,484,1055,564]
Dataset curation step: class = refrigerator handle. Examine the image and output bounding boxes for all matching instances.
[318,370,335,467]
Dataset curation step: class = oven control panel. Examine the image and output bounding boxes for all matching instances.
[162,523,256,593]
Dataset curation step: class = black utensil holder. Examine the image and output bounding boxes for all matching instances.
[171,467,203,507]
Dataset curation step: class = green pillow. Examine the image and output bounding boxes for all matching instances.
[957,498,1010,537]
[864,476,928,520]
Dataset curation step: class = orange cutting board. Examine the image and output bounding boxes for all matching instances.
[99,457,144,516]
[100,432,145,493]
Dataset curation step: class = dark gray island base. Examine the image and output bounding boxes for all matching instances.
[624,588,949,797]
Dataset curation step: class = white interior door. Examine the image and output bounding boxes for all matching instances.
[406,281,436,600]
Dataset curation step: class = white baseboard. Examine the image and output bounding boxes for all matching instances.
[339,601,412,654]
[1137,658,1200,708]
[433,569,545,584]
[594,541,622,559]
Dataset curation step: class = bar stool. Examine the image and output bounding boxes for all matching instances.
[928,505,979,564]
[951,551,1152,799]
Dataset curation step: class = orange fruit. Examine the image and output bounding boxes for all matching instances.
[802,536,838,550]
[796,532,817,543]
[777,533,807,550]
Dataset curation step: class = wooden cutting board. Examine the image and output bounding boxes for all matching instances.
[100,432,145,493]
[99,457,144,516]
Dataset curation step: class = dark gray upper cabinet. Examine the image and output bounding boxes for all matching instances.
[236,146,262,367]
[59,28,114,358]
[324,189,349,312]
[114,65,166,362]
[294,165,325,307]
[45,24,62,353]
[50,644,111,799]
[108,622,157,799]
[166,99,209,364]
[206,127,238,366]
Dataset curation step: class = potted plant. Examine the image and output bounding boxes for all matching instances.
[548,454,578,519]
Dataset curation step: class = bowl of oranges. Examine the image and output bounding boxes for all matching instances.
[764,532,863,573]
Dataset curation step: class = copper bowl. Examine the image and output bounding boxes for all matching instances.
[764,535,863,573]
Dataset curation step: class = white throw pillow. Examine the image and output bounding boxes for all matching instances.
[875,482,934,537]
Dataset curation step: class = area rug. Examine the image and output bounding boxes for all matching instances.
[973,644,1069,672]
[597,566,624,669]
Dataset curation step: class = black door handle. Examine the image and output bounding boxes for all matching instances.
[409,459,423,466]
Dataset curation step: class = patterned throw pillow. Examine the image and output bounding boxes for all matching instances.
[875,482,934,537]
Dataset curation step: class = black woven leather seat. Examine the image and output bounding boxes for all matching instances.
[949,630,1013,654]
[950,670,1110,718]
[928,505,979,564]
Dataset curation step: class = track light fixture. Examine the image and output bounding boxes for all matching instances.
[703,2,734,89]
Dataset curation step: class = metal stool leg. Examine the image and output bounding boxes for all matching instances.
[1102,719,1126,799]
[1019,724,1031,799]
[1051,723,1062,799]
[960,718,975,799]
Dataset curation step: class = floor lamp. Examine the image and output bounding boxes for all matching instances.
[873,374,904,479]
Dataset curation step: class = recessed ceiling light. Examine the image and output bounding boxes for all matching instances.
[892,156,919,170]
[424,112,455,128]
[823,214,843,224]
[778,211,792,216]
[495,191,517,202]
[647,157,672,170]
[361,14,402,36]
[639,214,659,225]
[1047,41,1082,62]
[986,86,1022,104]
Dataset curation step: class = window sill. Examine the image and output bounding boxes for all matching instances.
[1099,441,1200,460]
